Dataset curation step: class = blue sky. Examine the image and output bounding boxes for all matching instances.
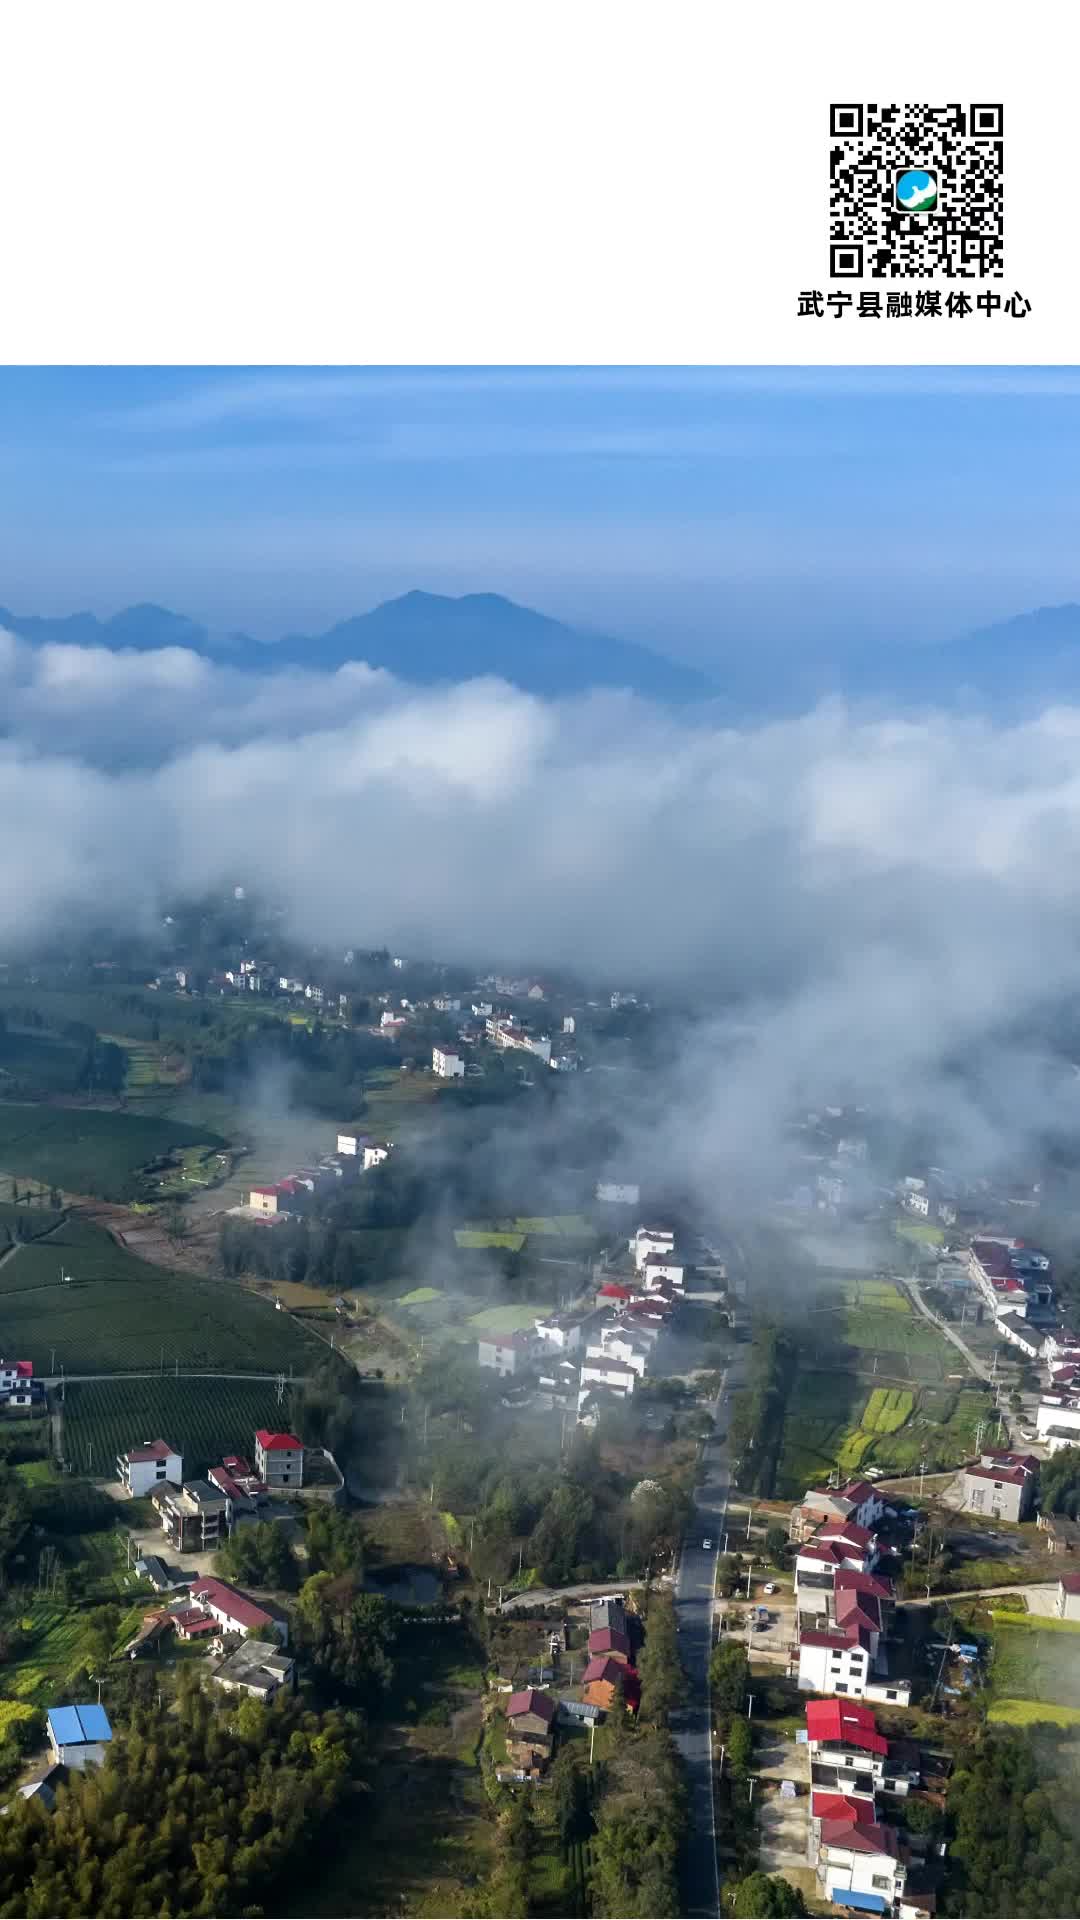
[1,365,1079,662]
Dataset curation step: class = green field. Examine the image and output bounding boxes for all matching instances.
[0,1216,322,1373]
[454,1230,526,1251]
[839,1303,949,1354]
[0,1030,84,1094]
[861,1386,915,1433]
[0,1104,227,1202]
[838,1279,911,1311]
[466,1303,545,1335]
[61,1375,289,1476]
[397,1286,442,1306]
[989,1699,1080,1727]
[774,1369,868,1495]
[895,1219,946,1248]
[2,1598,147,1706]
[99,1035,186,1099]
[989,1621,1080,1714]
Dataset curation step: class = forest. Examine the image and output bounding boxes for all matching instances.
[0,1679,363,1919]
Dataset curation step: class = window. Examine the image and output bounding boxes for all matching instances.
[836,1682,848,1693]
[886,1689,898,1701]
[872,1876,890,1891]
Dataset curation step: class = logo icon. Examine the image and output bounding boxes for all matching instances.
[895,168,938,212]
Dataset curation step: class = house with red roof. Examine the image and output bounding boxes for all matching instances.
[188,1576,287,1646]
[477,1331,534,1377]
[582,1657,639,1713]
[957,1447,1038,1523]
[588,1626,631,1665]
[817,1815,906,1912]
[805,1699,914,1912]
[116,1438,183,1500]
[254,1429,304,1489]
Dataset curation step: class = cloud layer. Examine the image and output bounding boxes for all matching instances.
[6,627,1080,1191]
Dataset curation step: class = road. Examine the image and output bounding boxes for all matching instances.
[898,1275,996,1386]
[901,1580,1057,1608]
[673,1348,745,1918]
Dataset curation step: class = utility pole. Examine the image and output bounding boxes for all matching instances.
[746,1567,752,1599]
[747,1695,755,1719]
[919,1459,926,1498]
[589,1720,596,1766]
[746,1506,753,1541]
[49,1348,55,1375]
[748,1777,755,1803]
[723,1532,730,1555]
[717,1743,725,1777]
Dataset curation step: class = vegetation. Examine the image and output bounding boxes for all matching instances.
[60,1376,289,1477]
[0,1216,321,1374]
[0,1105,225,1203]
[728,1324,797,1496]
[216,1519,299,1591]
[1040,1444,1080,1517]
[635,1590,686,1727]
[727,1872,807,1917]
[942,1727,1080,1916]
[0,1678,363,1918]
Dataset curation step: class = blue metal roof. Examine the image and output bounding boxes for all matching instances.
[827,1891,887,1915]
[47,1704,112,1745]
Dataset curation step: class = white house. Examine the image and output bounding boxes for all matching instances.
[477,1332,530,1376]
[1037,1400,1080,1446]
[563,1016,576,1035]
[805,1698,889,1788]
[592,1333,649,1379]
[596,1181,640,1206]
[254,1429,304,1488]
[248,1185,285,1216]
[642,1253,686,1293]
[533,1315,583,1353]
[336,1131,368,1157]
[188,1576,288,1646]
[117,1439,183,1498]
[817,1819,906,1911]
[432,997,461,1013]
[578,1359,638,1403]
[631,1226,675,1272]
[904,1189,931,1218]
[211,1639,295,1703]
[432,1045,465,1079]
[0,1360,33,1395]
[46,1704,113,1771]
[363,1142,392,1170]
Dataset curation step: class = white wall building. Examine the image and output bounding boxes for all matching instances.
[631,1226,675,1272]
[432,1046,465,1079]
[596,1182,640,1205]
[117,1439,183,1498]
[363,1142,391,1170]
[1037,1400,1080,1444]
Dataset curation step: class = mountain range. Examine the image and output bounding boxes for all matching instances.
[4,589,1080,713]
[0,590,711,703]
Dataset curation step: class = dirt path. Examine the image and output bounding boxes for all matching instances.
[900,1579,1057,1607]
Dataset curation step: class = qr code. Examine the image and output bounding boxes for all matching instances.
[829,103,1003,279]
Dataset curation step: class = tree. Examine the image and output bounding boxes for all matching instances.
[765,1525,789,1566]
[550,1747,591,1849]
[728,1871,807,1916]
[636,1592,686,1727]
[1041,1445,1080,1517]
[710,1640,749,1718]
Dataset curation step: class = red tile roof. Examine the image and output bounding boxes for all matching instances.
[805,1698,888,1754]
[506,1688,555,1725]
[189,1578,272,1632]
[834,1569,893,1602]
[588,1628,631,1659]
[797,1541,847,1566]
[124,1439,178,1463]
[13,1362,31,1378]
[838,1480,879,1506]
[816,1519,875,1549]
[812,1791,877,1823]
[963,1463,1029,1487]
[1060,1572,1080,1595]
[800,1629,852,1650]
[819,1818,896,1856]
[254,1430,302,1451]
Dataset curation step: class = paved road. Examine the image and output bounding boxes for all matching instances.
[897,1275,995,1386]
[491,1577,671,1614]
[673,1351,744,1918]
[901,1580,1057,1608]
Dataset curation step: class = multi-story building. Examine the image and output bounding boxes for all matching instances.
[153,1479,229,1552]
[254,1429,304,1488]
[432,1045,465,1078]
[957,1447,1039,1522]
[117,1438,183,1499]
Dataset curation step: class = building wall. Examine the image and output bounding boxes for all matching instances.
[255,1442,304,1487]
[1058,1585,1080,1621]
[122,1452,182,1498]
[51,1739,108,1772]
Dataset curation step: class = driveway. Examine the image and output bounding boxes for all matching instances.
[755,1730,811,1876]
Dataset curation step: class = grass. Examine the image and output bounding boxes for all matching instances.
[454,1231,526,1251]
[398,1286,443,1305]
[466,1303,545,1334]
[989,1700,1080,1727]
[60,1375,290,1477]
[13,1460,55,1489]
[0,1215,322,1373]
[0,1030,84,1095]
[838,1278,912,1311]
[0,1104,226,1203]
[4,1603,96,1705]
[0,1699,37,1737]
[839,1303,950,1355]
[989,1611,1080,1634]
[895,1219,946,1248]
[990,1619,1080,1713]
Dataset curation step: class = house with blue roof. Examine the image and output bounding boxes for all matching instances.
[46,1703,113,1770]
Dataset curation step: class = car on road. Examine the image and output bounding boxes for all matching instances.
[763,1582,777,1595]
[702,1539,712,1550]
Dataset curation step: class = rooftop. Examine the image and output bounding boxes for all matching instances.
[254,1430,302,1451]
[189,1577,273,1632]
[507,1688,556,1725]
[47,1704,112,1747]
[124,1438,178,1463]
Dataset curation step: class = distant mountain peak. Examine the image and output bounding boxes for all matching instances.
[0,589,712,703]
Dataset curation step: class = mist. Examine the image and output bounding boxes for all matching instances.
[8,625,1080,1206]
